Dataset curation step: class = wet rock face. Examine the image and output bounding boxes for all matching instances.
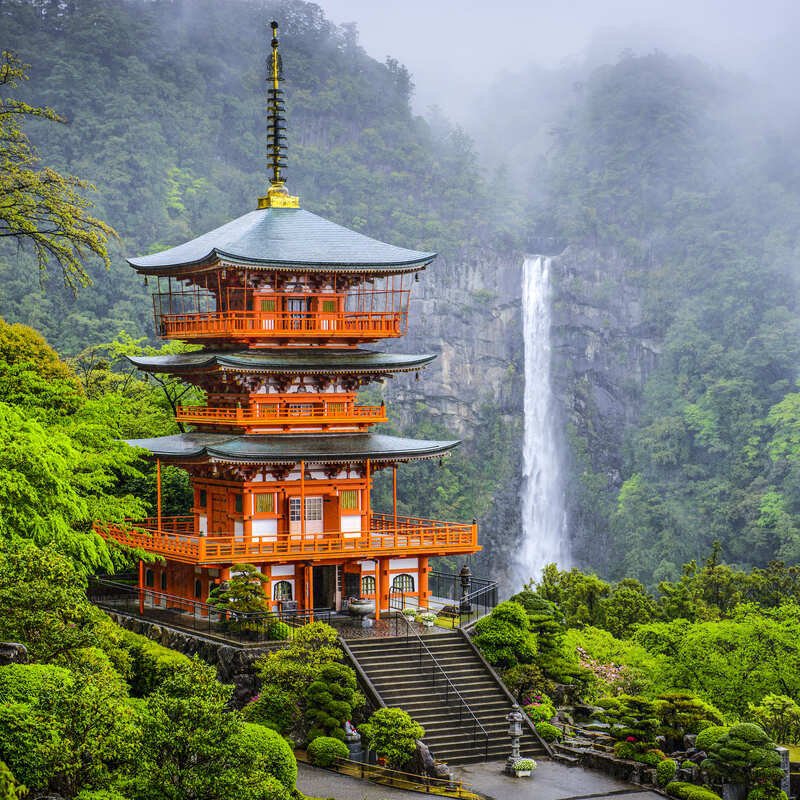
[0,642,28,665]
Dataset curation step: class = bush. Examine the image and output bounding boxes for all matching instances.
[654,692,724,749]
[503,663,555,702]
[535,721,562,742]
[702,723,780,784]
[634,751,663,766]
[359,708,424,769]
[242,688,299,734]
[695,725,729,752]
[666,782,723,800]
[747,788,788,800]
[657,758,677,787]
[523,697,556,724]
[232,723,297,792]
[307,736,350,768]
[118,630,191,696]
[266,621,290,641]
[304,662,364,743]
[613,741,638,760]
[473,601,537,669]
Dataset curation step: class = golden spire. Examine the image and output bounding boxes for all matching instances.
[258,20,299,209]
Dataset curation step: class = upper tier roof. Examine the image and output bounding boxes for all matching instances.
[127,348,436,376]
[128,207,435,275]
[127,432,458,464]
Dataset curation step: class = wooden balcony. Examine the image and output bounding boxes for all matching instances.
[155,310,406,343]
[97,513,479,565]
[175,400,387,431]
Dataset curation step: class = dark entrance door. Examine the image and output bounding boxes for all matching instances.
[313,565,337,609]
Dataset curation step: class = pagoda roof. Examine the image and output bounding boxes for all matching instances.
[127,348,435,376]
[127,432,458,464]
[128,208,435,275]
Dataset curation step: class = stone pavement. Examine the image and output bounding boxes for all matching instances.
[297,760,663,800]
[458,759,663,800]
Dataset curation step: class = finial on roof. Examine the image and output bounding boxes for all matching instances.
[258,20,300,209]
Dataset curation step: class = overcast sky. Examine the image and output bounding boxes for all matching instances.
[314,0,800,121]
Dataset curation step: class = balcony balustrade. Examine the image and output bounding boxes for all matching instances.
[155,309,406,342]
[175,398,387,430]
[96,513,478,565]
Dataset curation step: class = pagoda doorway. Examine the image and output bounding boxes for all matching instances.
[313,564,337,610]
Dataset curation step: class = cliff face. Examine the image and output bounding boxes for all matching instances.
[383,244,660,587]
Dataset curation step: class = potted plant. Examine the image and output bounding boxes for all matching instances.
[420,611,437,627]
[513,758,536,777]
[401,607,417,622]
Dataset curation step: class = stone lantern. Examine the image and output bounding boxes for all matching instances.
[504,703,525,775]
[459,563,472,614]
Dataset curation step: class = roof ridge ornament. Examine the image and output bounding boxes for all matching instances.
[258,20,300,209]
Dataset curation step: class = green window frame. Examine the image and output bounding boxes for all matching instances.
[340,489,359,510]
[255,493,275,514]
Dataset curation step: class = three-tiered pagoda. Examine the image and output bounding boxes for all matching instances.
[100,23,479,617]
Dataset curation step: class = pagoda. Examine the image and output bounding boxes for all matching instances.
[100,23,479,617]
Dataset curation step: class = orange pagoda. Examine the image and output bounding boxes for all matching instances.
[100,23,479,617]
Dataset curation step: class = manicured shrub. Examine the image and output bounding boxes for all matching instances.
[654,692,724,749]
[504,663,555,702]
[613,741,638,760]
[634,751,662,766]
[304,662,364,743]
[666,782,723,800]
[523,696,556,724]
[359,708,424,769]
[535,721,562,742]
[702,723,780,784]
[695,725,729,752]
[473,601,537,669]
[657,758,677,787]
[307,736,350,768]
[597,694,659,746]
[266,621,290,641]
[242,688,299,734]
[118,629,191,696]
[232,723,297,792]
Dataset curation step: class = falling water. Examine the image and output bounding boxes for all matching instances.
[513,255,570,589]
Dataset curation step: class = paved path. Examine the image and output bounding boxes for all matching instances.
[297,760,663,800]
[459,760,662,800]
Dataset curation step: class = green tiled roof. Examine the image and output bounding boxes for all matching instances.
[127,432,458,464]
[127,348,436,376]
[128,208,435,274]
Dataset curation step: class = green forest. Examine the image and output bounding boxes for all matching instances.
[4,0,800,797]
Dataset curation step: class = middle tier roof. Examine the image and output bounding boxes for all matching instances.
[128,432,459,464]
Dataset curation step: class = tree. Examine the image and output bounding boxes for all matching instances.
[359,708,424,769]
[0,51,116,291]
[207,563,268,615]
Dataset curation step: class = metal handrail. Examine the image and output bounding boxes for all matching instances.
[389,588,489,760]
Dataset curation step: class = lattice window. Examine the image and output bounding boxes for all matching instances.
[321,300,336,313]
[305,496,323,521]
[289,497,302,522]
[273,580,292,601]
[392,573,415,592]
[340,489,359,510]
[260,298,276,312]
[255,493,275,513]
[361,575,376,595]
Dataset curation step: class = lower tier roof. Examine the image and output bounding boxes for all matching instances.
[127,348,435,376]
[127,432,458,464]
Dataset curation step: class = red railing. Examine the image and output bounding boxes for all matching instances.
[97,514,479,564]
[175,402,387,428]
[156,310,406,341]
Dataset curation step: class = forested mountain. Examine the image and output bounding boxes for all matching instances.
[0,0,498,352]
[522,53,800,583]
[4,0,800,587]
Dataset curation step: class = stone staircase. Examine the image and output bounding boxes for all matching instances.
[344,630,548,765]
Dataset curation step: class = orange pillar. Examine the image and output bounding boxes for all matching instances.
[138,559,145,614]
[156,458,162,531]
[365,458,371,528]
[306,563,314,621]
[375,557,389,620]
[392,464,398,534]
[300,460,306,540]
[419,556,429,609]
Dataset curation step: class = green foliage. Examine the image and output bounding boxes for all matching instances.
[702,723,780,784]
[117,629,191,697]
[242,688,298,735]
[534,721,562,742]
[654,692,724,749]
[0,761,24,800]
[657,758,678,787]
[207,563,269,615]
[695,726,730,752]
[503,663,555,703]
[523,696,556,724]
[749,694,800,744]
[267,621,290,641]
[304,662,364,743]
[666,782,723,800]
[597,694,659,746]
[359,708,424,769]
[307,736,349,768]
[473,601,537,669]
[0,51,115,291]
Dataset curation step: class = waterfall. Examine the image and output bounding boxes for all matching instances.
[513,255,570,590]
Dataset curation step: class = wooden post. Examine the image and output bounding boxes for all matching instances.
[375,557,389,620]
[365,458,371,530]
[392,464,398,538]
[300,460,306,540]
[156,458,162,531]
[306,563,314,622]
[138,560,145,615]
[419,556,429,609]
